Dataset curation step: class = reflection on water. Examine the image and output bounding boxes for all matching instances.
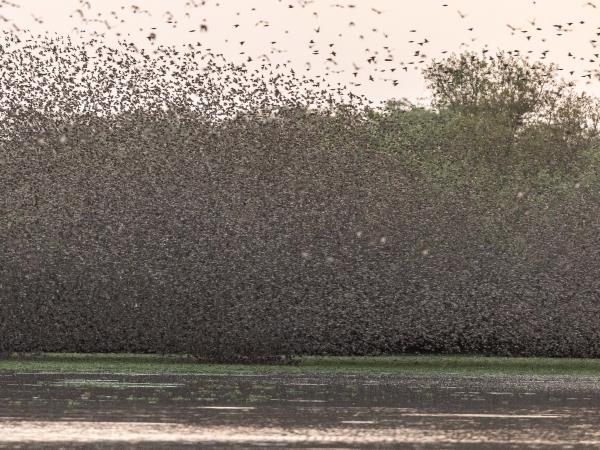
[1,421,600,446]
[1,373,600,446]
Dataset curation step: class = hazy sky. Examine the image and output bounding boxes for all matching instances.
[4,0,600,104]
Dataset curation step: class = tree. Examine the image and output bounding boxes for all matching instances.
[422,51,600,177]
[423,51,566,130]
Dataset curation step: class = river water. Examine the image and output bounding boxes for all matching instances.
[1,372,599,448]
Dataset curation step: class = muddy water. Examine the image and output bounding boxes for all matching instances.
[1,373,600,448]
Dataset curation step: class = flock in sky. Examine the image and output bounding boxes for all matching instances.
[1,0,600,101]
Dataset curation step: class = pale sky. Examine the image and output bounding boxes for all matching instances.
[3,0,600,105]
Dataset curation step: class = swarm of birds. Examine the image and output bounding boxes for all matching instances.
[0,29,373,141]
[0,0,598,101]
[2,0,600,361]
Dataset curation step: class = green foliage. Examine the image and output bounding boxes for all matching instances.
[369,52,600,201]
[424,51,562,128]
[365,51,600,264]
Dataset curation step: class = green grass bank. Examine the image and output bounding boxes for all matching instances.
[2,353,600,376]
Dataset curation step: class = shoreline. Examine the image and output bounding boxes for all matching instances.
[2,353,600,376]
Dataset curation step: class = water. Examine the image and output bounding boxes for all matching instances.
[1,372,600,448]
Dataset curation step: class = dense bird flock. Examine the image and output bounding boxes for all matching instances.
[65,0,600,89]
[2,2,600,361]
[4,0,600,94]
